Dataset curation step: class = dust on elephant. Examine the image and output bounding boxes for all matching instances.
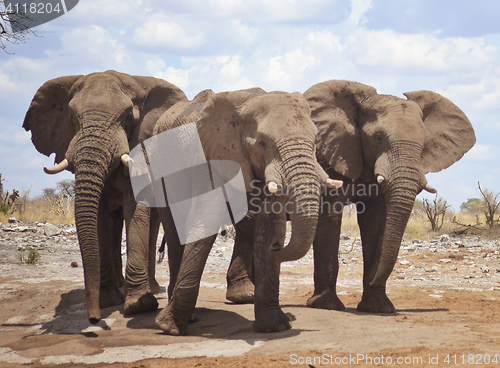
[23,70,187,323]
[148,88,342,335]
[303,80,476,313]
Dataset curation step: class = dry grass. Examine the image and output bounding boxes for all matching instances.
[1,197,497,241]
[0,196,75,225]
[340,208,499,241]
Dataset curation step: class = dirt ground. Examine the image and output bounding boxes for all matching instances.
[1,221,499,367]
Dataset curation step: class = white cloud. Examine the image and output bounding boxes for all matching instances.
[161,0,350,23]
[261,50,318,91]
[60,25,130,70]
[348,0,372,26]
[133,21,205,49]
[0,72,20,96]
[146,59,167,74]
[466,144,498,161]
[219,55,242,81]
[155,67,191,91]
[348,29,497,73]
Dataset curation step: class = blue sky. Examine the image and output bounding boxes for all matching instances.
[1,0,499,211]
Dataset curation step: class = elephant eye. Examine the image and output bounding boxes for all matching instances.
[375,133,383,144]
[124,110,134,126]
[259,140,267,149]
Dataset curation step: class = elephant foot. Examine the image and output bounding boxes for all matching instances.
[150,278,161,294]
[100,286,125,308]
[155,305,189,336]
[226,279,254,304]
[306,290,345,311]
[253,308,291,333]
[124,292,158,315]
[357,290,395,313]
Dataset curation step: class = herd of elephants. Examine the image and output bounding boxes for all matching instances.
[22,70,476,335]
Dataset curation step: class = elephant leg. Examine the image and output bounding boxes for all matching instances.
[357,198,395,313]
[111,206,125,288]
[226,214,255,304]
[253,196,290,333]
[123,191,158,315]
[97,194,125,308]
[307,209,345,311]
[148,208,161,294]
[158,207,184,300]
[155,235,216,335]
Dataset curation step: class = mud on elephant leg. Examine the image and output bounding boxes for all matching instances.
[97,194,125,308]
[226,214,255,304]
[155,235,216,335]
[253,196,291,333]
[307,209,345,311]
[123,196,158,315]
[357,198,395,313]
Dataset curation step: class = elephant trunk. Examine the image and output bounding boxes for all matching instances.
[72,113,129,323]
[271,140,321,263]
[370,141,421,288]
[74,163,107,324]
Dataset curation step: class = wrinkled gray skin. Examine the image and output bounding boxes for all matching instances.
[226,80,476,313]
[23,71,187,323]
[154,88,331,335]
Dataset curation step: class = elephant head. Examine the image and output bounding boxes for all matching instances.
[23,70,187,323]
[304,80,475,288]
[154,88,339,263]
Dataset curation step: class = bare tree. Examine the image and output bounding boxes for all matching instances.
[478,181,500,229]
[42,187,57,198]
[0,173,4,200]
[57,179,75,197]
[0,0,37,53]
[423,195,450,232]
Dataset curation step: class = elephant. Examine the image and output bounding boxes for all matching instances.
[23,70,188,323]
[143,87,342,335]
[305,80,475,312]
[226,80,476,313]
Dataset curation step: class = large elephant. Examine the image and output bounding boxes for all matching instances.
[146,88,341,335]
[23,70,187,323]
[226,80,476,313]
[303,80,475,312]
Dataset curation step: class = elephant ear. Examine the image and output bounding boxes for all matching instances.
[404,91,476,174]
[304,80,377,179]
[196,92,255,192]
[22,75,83,164]
[130,75,188,144]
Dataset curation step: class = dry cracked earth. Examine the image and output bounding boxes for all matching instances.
[1,219,500,368]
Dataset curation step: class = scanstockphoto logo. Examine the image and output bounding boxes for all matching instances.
[129,123,248,245]
[5,0,79,32]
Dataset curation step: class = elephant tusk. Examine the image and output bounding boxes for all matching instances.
[268,181,279,193]
[377,175,385,184]
[326,178,343,189]
[424,183,437,194]
[121,154,133,168]
[44,159,69,175]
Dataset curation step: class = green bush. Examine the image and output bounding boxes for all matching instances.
[0,202,11,214]
[18,248,41,265]
[460,198,482,213]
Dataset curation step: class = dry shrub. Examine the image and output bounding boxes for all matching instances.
[0,191,75,225]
